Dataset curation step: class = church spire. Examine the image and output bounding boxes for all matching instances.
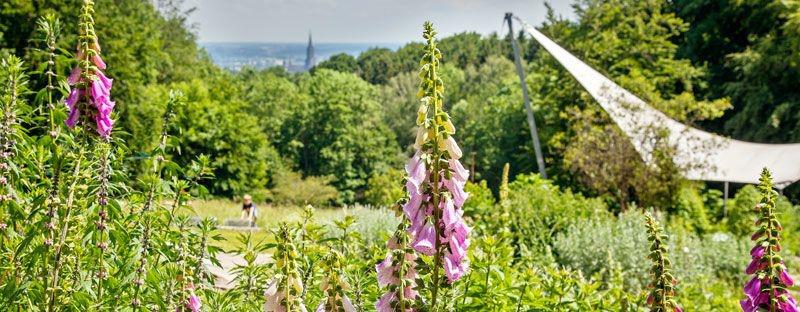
[305,31,316,70]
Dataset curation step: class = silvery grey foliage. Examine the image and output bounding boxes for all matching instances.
[554,211,749,290]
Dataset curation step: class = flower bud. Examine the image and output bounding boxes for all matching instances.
[442,117,455,135]
[417,101,428,126]
[413,127,428,150]
[444,136,462,160]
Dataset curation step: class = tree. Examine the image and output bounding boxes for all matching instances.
[675,0,800,142]
[314,53,358,74]
[235,68,304,145]
[530,0,729,209]
[357,47,398,84]
[281,69,401,202]
[450,56,536,187]
[129,77,281,197]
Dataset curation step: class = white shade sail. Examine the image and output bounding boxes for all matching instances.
[515,16,800,188]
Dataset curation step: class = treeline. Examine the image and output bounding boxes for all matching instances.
[2,0,798,209]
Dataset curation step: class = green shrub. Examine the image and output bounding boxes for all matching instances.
[670,183,712,233]
[364,168,404,207]
[725,184,761,236]
[461,233,638,311]
[504,174,609,263]
[678,275,741,311]
[328,205,400,249]
[462,180,496,226]
[269,170,339,206]
[554,211,748,290]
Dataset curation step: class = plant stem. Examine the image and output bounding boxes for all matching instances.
[765,198,776,312]
[426,25,444,309]
[48,148,85,312]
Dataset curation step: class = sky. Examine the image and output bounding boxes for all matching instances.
[183,0,576,43]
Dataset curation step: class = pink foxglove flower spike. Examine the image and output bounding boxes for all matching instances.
[66,0,115,138]
[375,223,419,312]
[316,250,356,312]
[377,21,471,309]
[407,22,471,292]
[644,213,682,312]
[264,223,307,312]
[741,169,798,312]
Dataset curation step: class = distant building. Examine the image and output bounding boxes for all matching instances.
[283,32,317,73]
[305,32,316,70]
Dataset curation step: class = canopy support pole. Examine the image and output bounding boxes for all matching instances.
[723,181,729,217]
[505,12,547,178]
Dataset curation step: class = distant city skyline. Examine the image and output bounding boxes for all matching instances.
[183,0,576,44]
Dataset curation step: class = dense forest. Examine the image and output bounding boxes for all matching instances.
[2,0,799,208]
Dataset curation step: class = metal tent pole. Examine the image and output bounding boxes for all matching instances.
[505,12,547,179]
[723,181,729,217]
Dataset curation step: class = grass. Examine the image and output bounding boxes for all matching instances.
[183,199,400,251]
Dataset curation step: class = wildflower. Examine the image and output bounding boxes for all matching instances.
[186,292,202,312]
[1,57,25,209]
[315,251,356,312]
[65,0,115,138]
[375,224,418,312]
[644,213,682,312]
[404,21,471,291]
[264,223,307,312]
[378,21,471,309]
[741,168,798,312]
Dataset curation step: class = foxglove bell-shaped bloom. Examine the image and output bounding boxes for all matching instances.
[264,279,286,312]
[406,152,426,191]
[412,222,436,256]
[443,252,467,283]
[375,225,418,312]
[375,292,396,312]
[376,254,398,287]
[186,293,201,312]
[744,278,762,301]
[781,269,796,286]
[443,136,462,160]
[264,277,308,312]
[317,250,356,312]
